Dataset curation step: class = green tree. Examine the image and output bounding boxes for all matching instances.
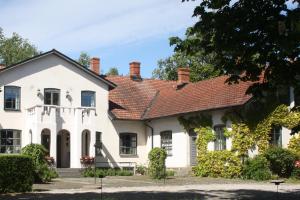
[171,0,300,95]
[78,51,90,68]
[0,28,39,66]
[106,67,119,76]
[153,51,220,82]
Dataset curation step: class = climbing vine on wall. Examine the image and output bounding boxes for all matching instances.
[178,103,300,178]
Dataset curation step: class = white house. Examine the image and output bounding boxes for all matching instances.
[0,49,296,169]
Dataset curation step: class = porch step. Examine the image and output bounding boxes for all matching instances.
[56,168,82,178]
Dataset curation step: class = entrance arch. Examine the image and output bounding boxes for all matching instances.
[82,130,90,157]
[57,130,70,168]
[41,129,51,155]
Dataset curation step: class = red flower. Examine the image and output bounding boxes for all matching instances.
[295,160,300,168]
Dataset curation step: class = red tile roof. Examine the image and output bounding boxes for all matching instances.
[106,75,253,120]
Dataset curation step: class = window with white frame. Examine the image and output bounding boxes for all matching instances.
[161,131,172,156]
[269,126,282,147]
[0,129,21,154]
[119,133,137,155]
[81,91,95,107]
[44,88,60,105]
[214,125,226,151]
[4,86,20,110]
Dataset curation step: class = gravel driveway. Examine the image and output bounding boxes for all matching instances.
[1,176,300,200]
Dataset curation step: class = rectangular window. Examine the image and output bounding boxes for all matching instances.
[44,89,60,105]
[120,133,137,155]
[214,125,226,151]
[4,86,20,110]
[269,126,282,147]
[161,131,172,156]
[0,129,21,154]
[81,91,96,107]
[95,132,102,156]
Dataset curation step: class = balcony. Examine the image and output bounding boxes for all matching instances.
[26,105,97,128]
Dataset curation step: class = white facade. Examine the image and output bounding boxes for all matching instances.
[0,52,296,169]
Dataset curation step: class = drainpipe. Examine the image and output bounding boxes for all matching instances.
[145,123,154,149]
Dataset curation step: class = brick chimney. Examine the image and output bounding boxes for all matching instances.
[130,61,141,80]
[177,67,190,84]
[90,57,100,75]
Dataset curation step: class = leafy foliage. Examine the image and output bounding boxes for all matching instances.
[82,167,133,177]
[22,144,58,182]
[173,0,300,95]
[148,148,167,179]
[0,155,34,193]
[136,165,147,175]
[153,51,220,82]
[264,147,297,178]
[106,67,119,76]
[0,28,39,66]
[242,155,272,181]
[78,51,90,68]
[193,150,242,178]
[288,134,300,156]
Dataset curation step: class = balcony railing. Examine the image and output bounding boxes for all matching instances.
[26,105,97,126]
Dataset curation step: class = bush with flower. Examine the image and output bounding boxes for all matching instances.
[80,156,95,168]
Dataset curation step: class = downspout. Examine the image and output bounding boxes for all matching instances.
[145,123,154,149]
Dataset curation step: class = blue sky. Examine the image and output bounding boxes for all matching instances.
[0,0,198,77]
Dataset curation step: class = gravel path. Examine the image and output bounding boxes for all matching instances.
[1,177,300,200]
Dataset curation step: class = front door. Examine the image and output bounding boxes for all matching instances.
[57,130,70,168]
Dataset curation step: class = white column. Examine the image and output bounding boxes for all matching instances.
[50,126,57,165]
[70,109,82,168]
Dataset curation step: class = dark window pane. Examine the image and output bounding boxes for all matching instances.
[120,133,137,155]
[81,91,95,107]
[0,130,21,154]
[4,86,20,110]
[214,125,226,151]
[161,131,172,156]
[52,93,59,105]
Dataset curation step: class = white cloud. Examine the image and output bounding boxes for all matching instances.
[0,0,198,53]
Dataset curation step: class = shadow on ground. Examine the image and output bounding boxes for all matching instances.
[1,189,300,200]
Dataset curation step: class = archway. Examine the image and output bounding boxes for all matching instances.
[41,129,50,155]
[57,130,70,168]
[82,130,91,157]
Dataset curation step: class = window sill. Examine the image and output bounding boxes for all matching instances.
[120,154,138,158]
[4,109,21,112]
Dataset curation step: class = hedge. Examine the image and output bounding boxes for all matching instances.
[148,148,167,179]
[0,154,34,193]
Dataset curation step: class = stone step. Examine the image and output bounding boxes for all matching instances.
[56,168,82,178]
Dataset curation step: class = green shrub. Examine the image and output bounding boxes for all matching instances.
[82,168,133,177]
[291,168,300,179]
[166,170,175,177]
[136,165,147,175]
[22,144,57,182]
[0,155,34,193]
[148,148,167,179]
[242,155,272,181]
[193,150,242,178]
[264,147,297,178]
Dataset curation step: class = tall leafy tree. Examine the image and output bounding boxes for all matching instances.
[153,50,220,82]
[106,67,119,76]
[0,28,39,66]
[171,0,300,95]
[78,52,90,68]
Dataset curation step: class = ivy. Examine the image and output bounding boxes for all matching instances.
[288,135,300,157]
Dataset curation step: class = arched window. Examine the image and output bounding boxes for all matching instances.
[161,131,172,156]
[214,125,226,151]
[119,133,137,155]
[82,130,90,156]
[41,129,51,155]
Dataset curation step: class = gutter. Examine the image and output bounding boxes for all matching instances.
[145,122,154,149]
